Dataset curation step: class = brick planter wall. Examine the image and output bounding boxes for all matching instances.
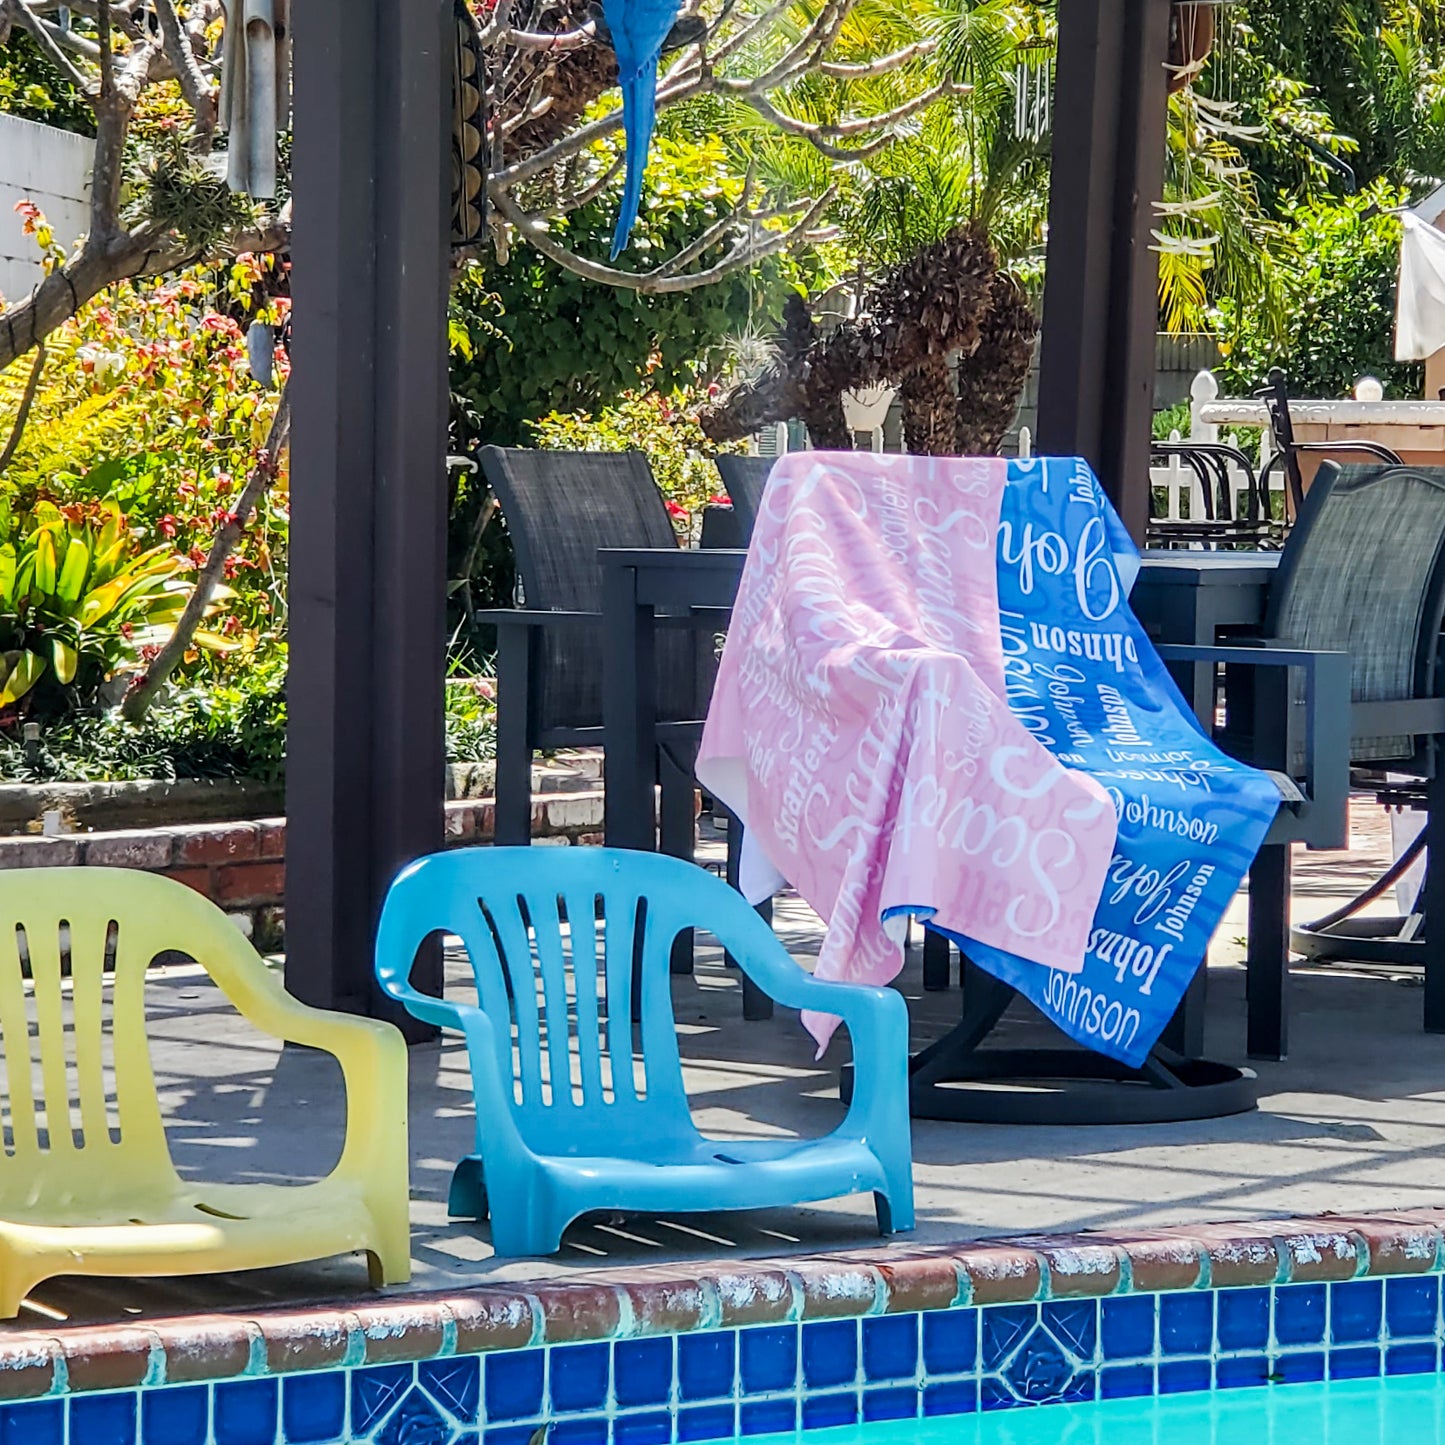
[0,790,604,948]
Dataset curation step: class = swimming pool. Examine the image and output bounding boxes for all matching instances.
[739,1375,1445,1443]
[7,1210,1445,1445]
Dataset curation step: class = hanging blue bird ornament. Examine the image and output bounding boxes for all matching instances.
[600,0,685,257]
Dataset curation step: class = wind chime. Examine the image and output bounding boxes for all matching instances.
[1012,37,1053,142]
[1167,0,1220,94]
[218,0,290,199]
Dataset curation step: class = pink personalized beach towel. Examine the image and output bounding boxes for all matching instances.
[695,451,1117,1050]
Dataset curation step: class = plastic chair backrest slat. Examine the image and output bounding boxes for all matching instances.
[0,878,174,1207]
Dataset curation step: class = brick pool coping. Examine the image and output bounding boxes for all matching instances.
[3,1207,1442,1402]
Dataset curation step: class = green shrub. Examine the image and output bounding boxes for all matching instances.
[1213,186,1424,399]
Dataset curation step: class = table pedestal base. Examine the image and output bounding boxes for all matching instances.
[841,968,1257,1127]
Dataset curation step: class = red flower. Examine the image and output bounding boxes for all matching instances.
[119,623,134,641]
[709,493,730,507]
[188,545,206,568]
[223,556,240,580]
[213,472,233,494]
[665,499,688,520]
[158,515,178,539]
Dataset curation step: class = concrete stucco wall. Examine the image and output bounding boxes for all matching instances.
[0,113,91,306]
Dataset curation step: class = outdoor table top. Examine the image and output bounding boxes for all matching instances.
[1135,549,1282,585]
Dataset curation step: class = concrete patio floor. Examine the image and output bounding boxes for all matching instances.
[15,798,1445,1329]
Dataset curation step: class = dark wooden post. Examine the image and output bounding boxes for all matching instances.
[286,0,451,1031]
[1036,0,1173,542]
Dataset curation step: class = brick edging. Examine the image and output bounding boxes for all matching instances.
[3,1208,1441,1400]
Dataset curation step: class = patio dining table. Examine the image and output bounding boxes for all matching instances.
[600,546,1284,846]
[598,544,1284,1122]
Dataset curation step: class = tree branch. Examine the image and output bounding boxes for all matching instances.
[0,341,45,473]
[12,2,92,91]
[819,38,936,77]
[153,0,218,134]
[489,183,835,293]
[121,384,291,721]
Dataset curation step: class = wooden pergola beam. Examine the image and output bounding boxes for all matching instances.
[285,0,452,1033]
[1037,0,1173,541]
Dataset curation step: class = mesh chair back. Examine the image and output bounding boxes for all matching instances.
[1268,463,1445,768]
[714,455,776,544]
[477,448,703,731]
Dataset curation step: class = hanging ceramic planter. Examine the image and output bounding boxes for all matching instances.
[841,384,897,434]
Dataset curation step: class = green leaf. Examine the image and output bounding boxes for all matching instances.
[0,650,46,708]
[32,527,58,596]
[49,636,78,686]
[56,536,91,607]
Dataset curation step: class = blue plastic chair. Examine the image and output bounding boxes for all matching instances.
[374,847,915,1256]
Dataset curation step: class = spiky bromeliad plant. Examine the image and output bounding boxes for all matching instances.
[0,498,225,719]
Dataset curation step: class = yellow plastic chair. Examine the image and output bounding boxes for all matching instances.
[0,867,411,1317]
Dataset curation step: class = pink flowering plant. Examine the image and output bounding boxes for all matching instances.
[0,257,288,668]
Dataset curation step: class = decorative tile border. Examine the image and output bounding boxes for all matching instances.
[3,1209,1445,1443]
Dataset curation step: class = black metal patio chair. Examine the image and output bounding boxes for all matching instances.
[1146,439,1281,550]
[1169,461,1445,1060]
[1259,368,1404,520]
[474,447,706,859]
[713,454,776,546]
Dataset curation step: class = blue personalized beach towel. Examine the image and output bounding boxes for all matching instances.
[936,456,1282,1066]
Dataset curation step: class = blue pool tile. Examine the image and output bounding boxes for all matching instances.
[802,1321,857,1390]
[979,1377,1024,1412]
[71,1392,138,1445]
[547,1418,608,1445]
[1061,1372,1096,1405]
[1387,1275,1440,1339]
[679,1332,737,1402]
[739,1326,797,1395]
[1386,1342,1440,1376]
[613,1411,671,1445]
[862,1315,918,1382]
[676,1404,736,1443]
[1331,1279,1384,1344]
[1003,1327,1074,1404]
[1273,1351,1325,1385]
[282,1373,347,1444]
[484,1350,545,1423]
[1042,1301,1097,1362]
[613,1339,673,1409]
[0,1400,62,1445]
[483,1429,543,1445]
[862,1387,918,1422]
[376,1387,451,1445]
[1100,1296,1155,1360]
[1216,1288,1270,1351]
[981,1305,1037,1371]
[142,1385,208,1445]
[802,1392,858,1430]
[1159,1291,1213,1356]
[214,1378,279,1445]
[1328,1346,1381,1381]
[419,1358,481,1424]
[1274,1284,1326,1346]
[549,1343,611,1413]
[353,1366,414,1437]
[1158,1359,1212,1395]
[739,1399,796,1435]
[1215,1355,1271,1390]
[922,1310,978,1376]
[923,1380,977,1417]
[1100,1365,1154,1400]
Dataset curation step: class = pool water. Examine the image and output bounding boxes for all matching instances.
[738,1375,1445,1443]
